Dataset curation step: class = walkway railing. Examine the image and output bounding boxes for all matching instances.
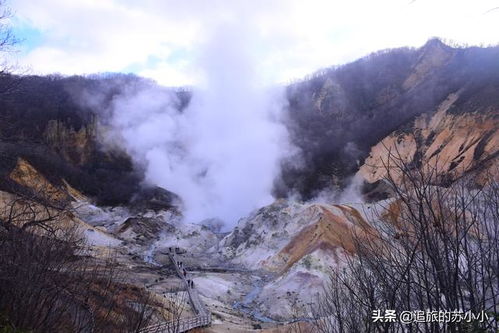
[139,248,211,333]
[138,314,211,333]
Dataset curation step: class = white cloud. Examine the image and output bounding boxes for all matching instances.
[8,0,499,84]
[138,60,198,87]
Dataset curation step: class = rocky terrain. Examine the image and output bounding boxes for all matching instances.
[0,39,498,332]
[0,154,385,329]
[358,91,498,187]
[278,38,499,199]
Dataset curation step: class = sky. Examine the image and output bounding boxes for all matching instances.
[6,0,499,86]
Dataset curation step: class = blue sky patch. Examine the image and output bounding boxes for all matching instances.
[11,21,43,54]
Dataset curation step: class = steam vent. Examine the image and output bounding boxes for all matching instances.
[0,1,498,332]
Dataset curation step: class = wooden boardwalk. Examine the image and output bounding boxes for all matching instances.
[138,314,211,333]
[139,249,211,333]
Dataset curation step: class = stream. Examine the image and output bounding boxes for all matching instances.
[232,277,276,323]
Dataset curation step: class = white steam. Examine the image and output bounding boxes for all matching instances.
[107,21,290,228]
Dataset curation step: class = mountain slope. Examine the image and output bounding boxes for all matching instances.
[358,90,498,188]
[0,74,184,207]
[277,39,499,199]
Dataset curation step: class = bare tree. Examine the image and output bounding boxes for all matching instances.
[0,0,19,95]
[163,290,188,333]
[312,150,499,332]
[138,289,189,333]
[0,185,157,332]
[286,302,313,333]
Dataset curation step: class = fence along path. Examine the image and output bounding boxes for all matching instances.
[139,249,212,333]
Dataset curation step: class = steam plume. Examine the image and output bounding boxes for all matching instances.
[106,20,290,228]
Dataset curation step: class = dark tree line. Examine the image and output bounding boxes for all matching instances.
[0,73,189,206]
[276,38,499,200]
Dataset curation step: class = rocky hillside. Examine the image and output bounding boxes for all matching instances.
[358,90,498,189]
[0,39,497,330]
[0,74,184,206]
[215,199,381,319]
[278,39,499,199]
[1,40,497,206]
